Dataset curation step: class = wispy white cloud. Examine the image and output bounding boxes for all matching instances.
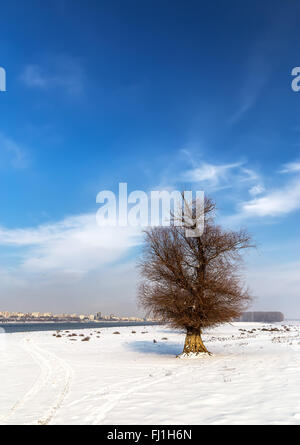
[241,177,300,218]
[180,160,259,190]
[20,56,85,96]
[21,65,48,88]
[223,157,300,222]
[280,162,300,174]
[229,7,298,124]
[149,153,300,222]
[249,184,265,197]
[182,162,240,185]
[0,213,142,275]
[228,41,272,125]
[0,132,28,169]
[217,159,300,226]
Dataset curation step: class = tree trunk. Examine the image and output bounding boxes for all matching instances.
[181,329,211,355]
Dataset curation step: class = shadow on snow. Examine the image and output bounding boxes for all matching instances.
[127,340,184,356]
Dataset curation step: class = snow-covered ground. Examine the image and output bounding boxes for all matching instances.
[1,322,300,425]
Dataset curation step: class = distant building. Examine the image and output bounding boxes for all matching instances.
[110,314,118,320]
[31,312,42,318]
[239,311,284,322]
[95,312,102,320]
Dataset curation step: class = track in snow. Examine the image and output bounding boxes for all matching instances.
[0,338,73,425]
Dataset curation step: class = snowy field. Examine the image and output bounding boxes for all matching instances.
[1,322,300,425]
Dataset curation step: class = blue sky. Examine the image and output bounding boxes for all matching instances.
[0,0,300,317]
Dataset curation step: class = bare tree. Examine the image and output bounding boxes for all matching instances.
[138,197,254,356]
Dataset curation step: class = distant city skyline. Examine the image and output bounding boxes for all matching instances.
[0,310,154,323]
